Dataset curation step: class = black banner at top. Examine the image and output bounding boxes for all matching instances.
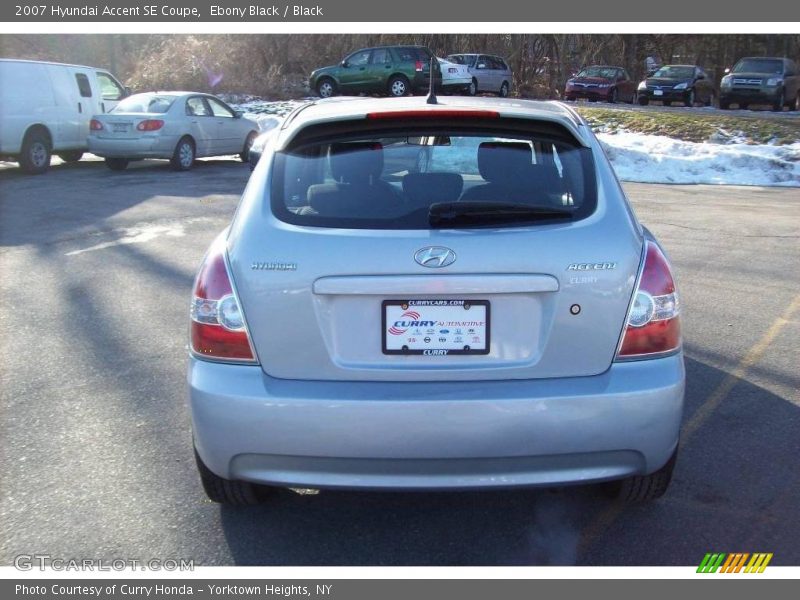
[2,0,799,22]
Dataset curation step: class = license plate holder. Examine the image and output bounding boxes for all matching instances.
[382,300,490,355]
[112,123,130,133]
[653,89,664,96]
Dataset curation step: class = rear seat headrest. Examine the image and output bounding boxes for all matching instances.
[477,142,532,182]
[330,141,384,183]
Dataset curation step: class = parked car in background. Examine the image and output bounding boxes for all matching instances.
[309,46,441,98]
[719,57,800,111]
[88,92,259,171]
[438,57,472,94]
[445,54,513,97]
[637,65,716,107]
[564,65,636,103]
[188,95,684,506]
[0,58,129,174]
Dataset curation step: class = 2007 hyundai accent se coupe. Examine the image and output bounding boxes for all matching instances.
[188,95,684,505]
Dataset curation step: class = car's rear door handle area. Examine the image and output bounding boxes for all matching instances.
[313,274,560,295]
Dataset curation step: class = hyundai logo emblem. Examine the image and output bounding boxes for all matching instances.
[414,246,456,268]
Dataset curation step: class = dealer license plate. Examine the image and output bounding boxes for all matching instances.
[382,300,490,355]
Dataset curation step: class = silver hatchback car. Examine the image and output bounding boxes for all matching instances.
[188,96,684,505]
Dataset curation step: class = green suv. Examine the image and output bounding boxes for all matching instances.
[310,46,441,98]
[719,57,800,111]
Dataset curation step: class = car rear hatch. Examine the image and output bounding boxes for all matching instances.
[228,108,643,382]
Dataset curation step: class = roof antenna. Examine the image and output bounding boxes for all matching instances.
[426,56,438,105]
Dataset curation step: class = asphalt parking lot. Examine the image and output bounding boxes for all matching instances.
[1,157,798,566]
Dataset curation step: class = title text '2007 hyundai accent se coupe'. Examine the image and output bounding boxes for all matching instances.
[187,95,684,505]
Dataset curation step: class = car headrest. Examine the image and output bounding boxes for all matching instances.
[477,142,532,182]
[330,142,384,184]
[402,173,464,208]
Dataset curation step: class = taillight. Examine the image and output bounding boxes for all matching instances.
[415,60,424,72]
[90,119,103,131]
[136,119,164,132]
[616,241,681,359]
[190,237,256,363]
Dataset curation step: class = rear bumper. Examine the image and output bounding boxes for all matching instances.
[189,354,685,490]
[88,135,177,159]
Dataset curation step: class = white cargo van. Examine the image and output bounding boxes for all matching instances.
[0,59,129,174]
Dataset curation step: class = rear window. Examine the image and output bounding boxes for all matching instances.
[112,94,176,114]
[270,123,596,230]
[447,55,475,66]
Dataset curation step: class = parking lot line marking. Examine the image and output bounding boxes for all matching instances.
[682,291,800,444]
[577,292,800,558]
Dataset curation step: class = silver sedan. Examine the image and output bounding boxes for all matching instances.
[88,92,259,171]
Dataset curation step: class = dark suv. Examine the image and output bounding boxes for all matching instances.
[310,46,441,98]
[719,57,800,111]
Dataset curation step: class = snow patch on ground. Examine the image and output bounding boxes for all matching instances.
[598,131,800,187]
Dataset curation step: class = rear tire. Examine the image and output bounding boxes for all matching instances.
[638,95,649,106]
[195,448,267,506]
[57,150,83,163]
[719,98,730,110]
[499,81,509,98]
[611,447,678,503]
[662,100,671,107]
[240,131,257,163]
[170,136,195,171]
[609,88,618,104]
[388,75,410,97]
[19,129,51,175]
[105,158,129,171]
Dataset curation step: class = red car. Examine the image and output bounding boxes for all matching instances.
[564,65,637,103]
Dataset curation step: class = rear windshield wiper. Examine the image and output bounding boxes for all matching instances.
[428,201,574,228]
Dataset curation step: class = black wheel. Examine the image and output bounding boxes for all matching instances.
[705,91,715,108]
[662,100,671,107]
[388,75,410,97]
[638,95,649,106]
[170,136,195,171]
[240,131,257,163]
[499,81,509,98]
[772,90,785,112]
[105,158,129,171]
[316,78,336,99]
[467,79,477,96]
[719,98,730,110]
[195,448,267,506]
[565,95,576,102]
[685,89,695,107]
[19,129,51,174]
[609,88,618,104]
[57,151,83,163]
[739,102,749,110]
[610,447,678,503]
